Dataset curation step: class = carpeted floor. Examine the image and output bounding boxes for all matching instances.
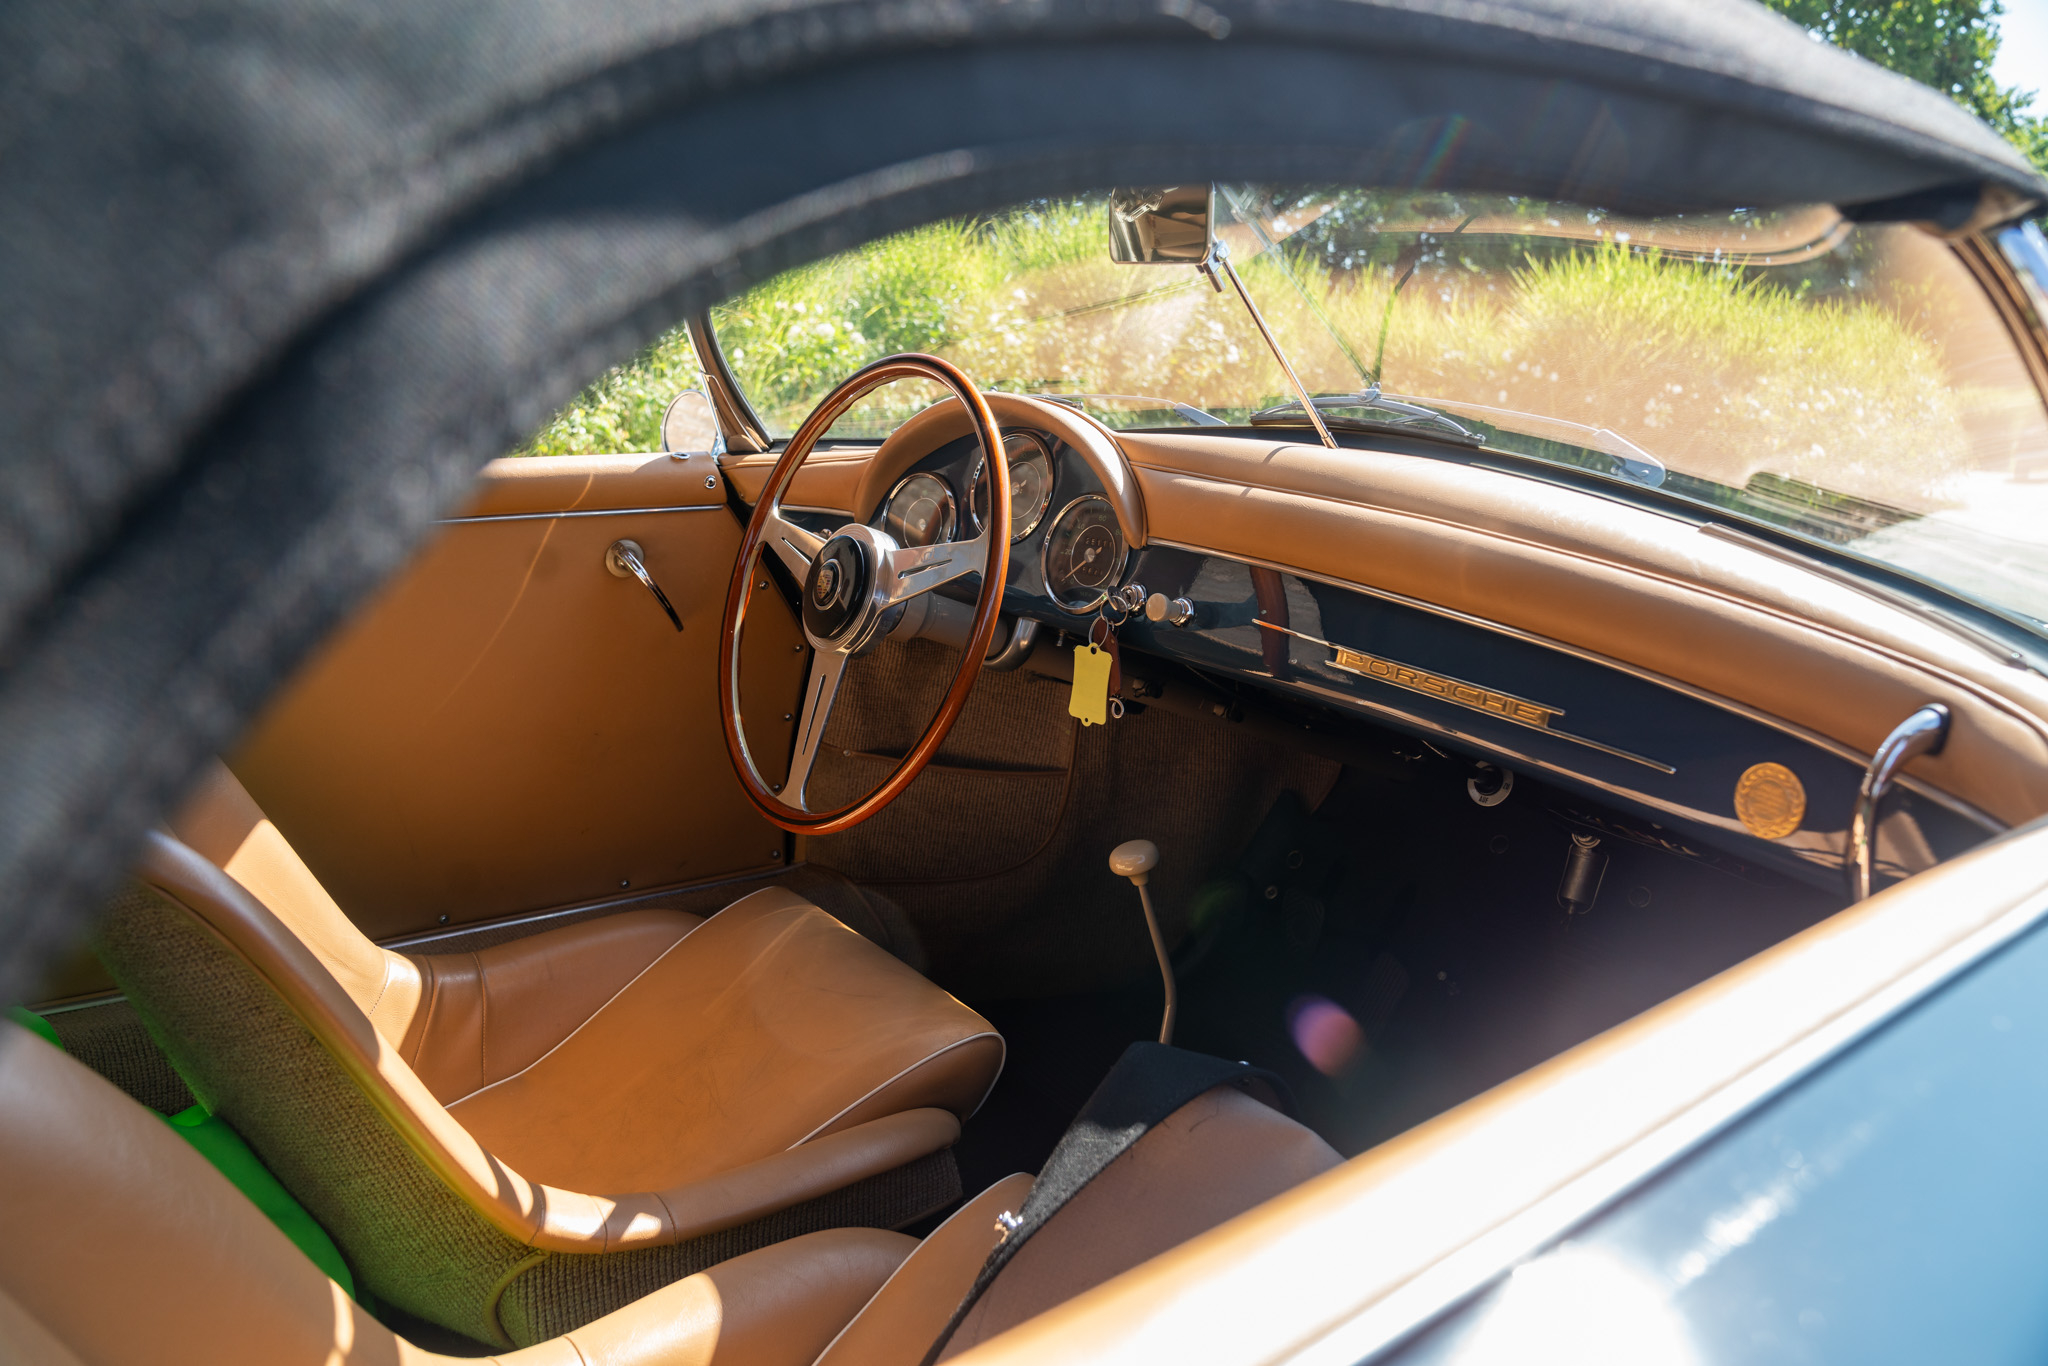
[942,749,1843,1193]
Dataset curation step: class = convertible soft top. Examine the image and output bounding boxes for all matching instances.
[0,0,2043,1004]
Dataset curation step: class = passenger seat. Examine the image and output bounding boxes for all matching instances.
[89,761,1002,1349]
[0,1021,913,1366]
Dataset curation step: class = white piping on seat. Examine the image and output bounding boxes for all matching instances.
[791,1030,1008,1148]
[441,906,717,1106]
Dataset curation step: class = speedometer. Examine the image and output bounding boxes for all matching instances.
[882,472,955,548]
[1040,495,1128,613]
[970,431,1056,543]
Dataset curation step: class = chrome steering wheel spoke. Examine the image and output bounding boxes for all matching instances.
[782,645,847,813]
[764,506,825,579]
[882,531,987,606]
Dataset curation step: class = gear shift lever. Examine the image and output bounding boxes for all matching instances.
[1110,839,1177,1045]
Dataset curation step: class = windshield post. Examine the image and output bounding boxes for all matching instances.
[1202,238,1338,448]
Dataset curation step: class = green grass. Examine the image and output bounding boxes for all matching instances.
[512,327,707,458]
[513,199,1982,512]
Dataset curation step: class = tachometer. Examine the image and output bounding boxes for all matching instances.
[883,471,955,547]
[970,431,1056,543]
[1041,494,1128,613]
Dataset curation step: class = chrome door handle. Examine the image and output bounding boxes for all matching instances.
[605,539,683,632]
[1847,703,1949,900]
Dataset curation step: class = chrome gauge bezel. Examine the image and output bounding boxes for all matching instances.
[969,430,1057,544]
[882,470,956,548]
[1039,493,1129,614]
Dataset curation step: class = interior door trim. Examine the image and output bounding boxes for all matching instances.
[439,503,726,525]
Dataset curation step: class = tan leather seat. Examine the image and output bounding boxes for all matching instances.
[90,762,1002,1351]
[0,1021,1338,1366]
[0,1021,917,1366]
[818,1077,1344,1364]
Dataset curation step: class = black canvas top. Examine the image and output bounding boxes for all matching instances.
[0,0,2043,1004]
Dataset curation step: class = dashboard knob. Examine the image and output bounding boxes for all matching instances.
[1145,592,1196,626]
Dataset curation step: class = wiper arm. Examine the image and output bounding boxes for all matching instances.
[1249,387,1480,444]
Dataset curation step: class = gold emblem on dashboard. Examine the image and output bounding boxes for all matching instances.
[1328,646,1565,729]
[1734,762,1806,839]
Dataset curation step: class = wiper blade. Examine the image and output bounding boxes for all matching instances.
[1411,396,1669,488]
[1249,388,1480,444]
[1036,393,1227,426]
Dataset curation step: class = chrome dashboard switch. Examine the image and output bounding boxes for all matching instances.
[1145,592,1195,626]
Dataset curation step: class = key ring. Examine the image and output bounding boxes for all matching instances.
[1088,615,1115,650]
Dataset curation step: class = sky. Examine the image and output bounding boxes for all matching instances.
[1996,0,2048,99]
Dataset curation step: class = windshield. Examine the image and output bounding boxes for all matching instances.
[706,189,2048,628]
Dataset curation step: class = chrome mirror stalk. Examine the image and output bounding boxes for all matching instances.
[1201,240,1339,450]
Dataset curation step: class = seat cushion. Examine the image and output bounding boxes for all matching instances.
[400,908,704,1103]
[445,887,1003,1195]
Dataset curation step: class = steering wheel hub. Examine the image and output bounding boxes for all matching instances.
[803,534,871,645]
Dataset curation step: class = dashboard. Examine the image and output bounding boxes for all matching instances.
[747,405,2023,901]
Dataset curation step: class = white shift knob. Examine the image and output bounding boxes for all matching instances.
[1109,839,1160,886]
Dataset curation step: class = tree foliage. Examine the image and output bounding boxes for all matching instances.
[1760,0,2048,175]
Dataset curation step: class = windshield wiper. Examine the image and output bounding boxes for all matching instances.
[1036,393,1227,426]
[1249,387,1481,445]
[1412,396,1669,488]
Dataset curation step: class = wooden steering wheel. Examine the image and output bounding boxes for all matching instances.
[719,355,1011,834]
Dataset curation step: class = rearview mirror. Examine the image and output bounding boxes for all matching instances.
[661,388,723,455]
[1108,185,1214,265]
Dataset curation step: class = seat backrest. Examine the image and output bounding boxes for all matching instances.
[947,1083,1341,1354]
[95,767,966,1349]
[165,762,421,1046]
[0,1023,914,1366]
[814,1080,1344,1365]
[94,830,576,1346]
[0,1021,437,1366]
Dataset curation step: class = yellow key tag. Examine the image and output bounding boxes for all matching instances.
[1069,643,1111,727]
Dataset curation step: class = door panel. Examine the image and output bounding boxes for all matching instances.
[232,453,807,940]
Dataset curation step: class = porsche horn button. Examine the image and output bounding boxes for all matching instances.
[802,535,870,642]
